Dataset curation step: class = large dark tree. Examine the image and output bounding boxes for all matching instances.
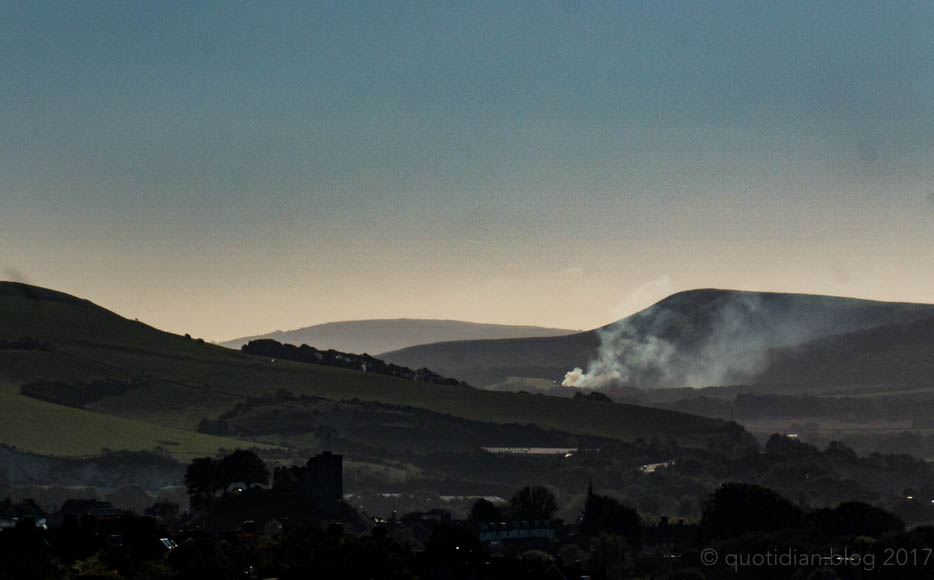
[219,449,269,493]
[811,501,904,538]
[272,465,305,492]
[700,483,804,540]
[468,498,504,523]
[581,493,642,549]
[184,457,221,505]
[144,500,181,529]
[508,485,558,521]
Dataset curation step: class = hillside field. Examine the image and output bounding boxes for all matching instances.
[0,283,735,459]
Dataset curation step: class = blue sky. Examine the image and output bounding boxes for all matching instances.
[3,1,933,339]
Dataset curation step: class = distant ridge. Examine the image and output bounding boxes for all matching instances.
[219,319,578,355]
[382,289,934,388]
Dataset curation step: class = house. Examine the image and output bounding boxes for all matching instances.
[641,516,699,554]
[0,497,48,529]
[58,499,124,522]
[397,508,453,544]
[478,519,560,544]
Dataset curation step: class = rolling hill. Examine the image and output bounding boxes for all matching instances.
[381,289,934,390]
[219,318,578,354]
[0,282,737,461]
[755,313,934,390]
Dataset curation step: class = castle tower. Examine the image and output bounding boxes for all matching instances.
[301,451,343,516]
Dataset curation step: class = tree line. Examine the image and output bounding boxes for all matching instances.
[241,339,468,386]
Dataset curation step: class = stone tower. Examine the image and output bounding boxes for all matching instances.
[301,451,343,516]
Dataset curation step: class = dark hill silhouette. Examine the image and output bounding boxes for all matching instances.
[381,289,934,389]
[0,281,104,311]
[757,313,934,390]
[0,281,739,458]
[219,319,578,354]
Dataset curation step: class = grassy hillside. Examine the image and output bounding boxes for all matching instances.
[0,388,268,458]
[382,332,600,386]
[383,289,934,388]
[0,282,735,459]
[219,318,579,354]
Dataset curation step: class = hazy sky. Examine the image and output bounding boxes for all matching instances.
[3,1,933,340]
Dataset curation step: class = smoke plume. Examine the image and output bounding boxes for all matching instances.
[563,290,867,389]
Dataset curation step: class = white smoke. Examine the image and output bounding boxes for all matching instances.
[562,320,677,388]
[563,291,844,389]
[608,275,673,321]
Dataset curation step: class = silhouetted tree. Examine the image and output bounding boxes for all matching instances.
[581,493,641,549]
[273,465,304,492]
[764,433,818,456]
[220,449,269,493]
[700,483,804,540]
[584,532,635,580]
[573,390,613,403]
[825,440,859,463]
[184,457,221,505]
[468,498,503,523]
[811,501,904,537]
[144,500,180,529]
[508,485,557,521]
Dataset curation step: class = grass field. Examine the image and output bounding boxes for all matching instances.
[0,283,737,458]
[0,389,272,458]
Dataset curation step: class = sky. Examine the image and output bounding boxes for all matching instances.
[2,1,933,341]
